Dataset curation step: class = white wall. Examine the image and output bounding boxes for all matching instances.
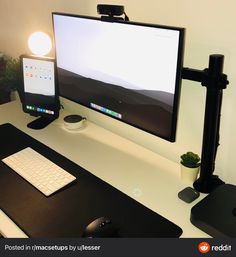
[0,0,90,57]
[1,0,236,184]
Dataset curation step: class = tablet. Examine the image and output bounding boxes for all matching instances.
[20,55,60,129]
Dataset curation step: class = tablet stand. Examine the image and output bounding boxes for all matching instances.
[27,116,57,130]
[182,54,229,193]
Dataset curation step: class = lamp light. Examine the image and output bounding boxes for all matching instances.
[28,31,52,56]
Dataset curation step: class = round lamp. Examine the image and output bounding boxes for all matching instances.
[28,31,52,56]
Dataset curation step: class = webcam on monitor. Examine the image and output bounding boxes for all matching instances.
[97,4,129,21]
[97,4,124,16]
[20,55,60,129]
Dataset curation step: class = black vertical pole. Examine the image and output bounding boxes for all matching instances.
[193,55,225,193]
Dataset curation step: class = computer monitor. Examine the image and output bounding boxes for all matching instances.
[20,55,60,129]
[52,13,185,141]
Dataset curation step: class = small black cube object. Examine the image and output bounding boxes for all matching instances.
[178,187,200,203]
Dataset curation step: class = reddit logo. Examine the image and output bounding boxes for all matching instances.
[198,242,210,253]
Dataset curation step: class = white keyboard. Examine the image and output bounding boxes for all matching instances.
[2,147,76,196]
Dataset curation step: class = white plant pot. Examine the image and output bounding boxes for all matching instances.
[180,164,200,184]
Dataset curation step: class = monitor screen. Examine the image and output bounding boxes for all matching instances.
[52,13,185,141]
[20,55,60,119]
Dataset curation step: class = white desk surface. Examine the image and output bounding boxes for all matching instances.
[0,100,208,238]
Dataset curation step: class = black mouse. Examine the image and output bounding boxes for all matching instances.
[82,217,117,238]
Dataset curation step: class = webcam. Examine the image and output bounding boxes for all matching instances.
[97,4,129,21]
[97,4,124,16]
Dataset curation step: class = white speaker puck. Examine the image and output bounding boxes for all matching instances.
[63,115,86,130]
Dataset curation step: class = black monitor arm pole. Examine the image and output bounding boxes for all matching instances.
[182,54,229,193]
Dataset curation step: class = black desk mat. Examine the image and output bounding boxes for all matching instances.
[0,123,182,237]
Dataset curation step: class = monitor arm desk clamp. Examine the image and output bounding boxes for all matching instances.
[182,54,229,193]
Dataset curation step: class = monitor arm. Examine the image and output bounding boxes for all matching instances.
[182,54,229,193]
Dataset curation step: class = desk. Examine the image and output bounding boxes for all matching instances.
[0,100,208,238]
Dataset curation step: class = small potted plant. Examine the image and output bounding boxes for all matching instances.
[180,151,201,183]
